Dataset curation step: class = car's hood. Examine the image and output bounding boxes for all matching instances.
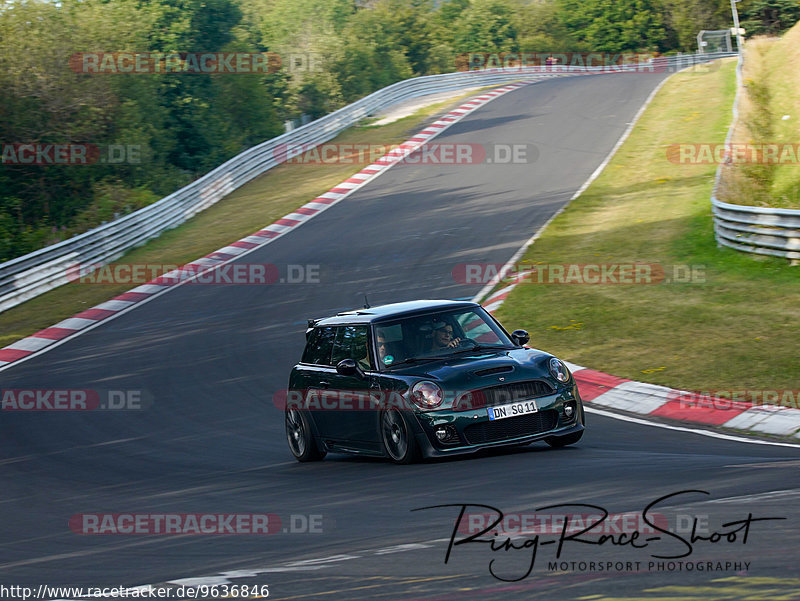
[403,347,556,389]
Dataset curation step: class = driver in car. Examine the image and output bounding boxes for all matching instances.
[430,321,462,350]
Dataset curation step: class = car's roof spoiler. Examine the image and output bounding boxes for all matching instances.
[306,318,320,340]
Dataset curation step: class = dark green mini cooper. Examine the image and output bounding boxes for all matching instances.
[285,300,584,463]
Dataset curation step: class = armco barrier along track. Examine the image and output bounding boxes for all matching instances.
[710,50,800,260]
[0,53,732,313]
[712,196,800,260]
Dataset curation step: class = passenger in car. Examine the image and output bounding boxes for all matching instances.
[375,333,389,362]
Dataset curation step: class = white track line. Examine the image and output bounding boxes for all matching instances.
[474,71,674,304]
[586,406,800,448]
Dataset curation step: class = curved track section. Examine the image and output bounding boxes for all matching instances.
[1,71,798,599]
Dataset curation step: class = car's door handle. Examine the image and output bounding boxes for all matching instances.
[317,381,330,388]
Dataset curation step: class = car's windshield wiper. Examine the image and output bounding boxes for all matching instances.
[449,344,510,355]
[387,356,439,367]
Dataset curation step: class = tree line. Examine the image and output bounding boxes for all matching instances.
[0,0,797,263]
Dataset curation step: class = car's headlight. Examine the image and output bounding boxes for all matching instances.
[549,358,570,383]
[410,381,444,409]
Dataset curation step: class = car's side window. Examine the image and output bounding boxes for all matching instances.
[331,325,372,370]
[301,326,337,366]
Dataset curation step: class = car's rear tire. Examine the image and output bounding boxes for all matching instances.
[545,429,583,448]
[380,408,420,464]
[286,407,326,462]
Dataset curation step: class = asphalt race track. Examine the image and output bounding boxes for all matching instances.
[1,70,799,600]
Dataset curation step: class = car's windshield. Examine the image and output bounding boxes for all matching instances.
[373,307,514,369]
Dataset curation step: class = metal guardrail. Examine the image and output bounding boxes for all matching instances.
[711,50,800,262]
[0,53,735,313]
[712,197,800,260]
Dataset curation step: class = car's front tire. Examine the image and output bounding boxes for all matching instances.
[380,408,420,464]
[286,407,326,462]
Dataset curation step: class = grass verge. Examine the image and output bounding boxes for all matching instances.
[720,23,800,209]
[0,85,504,348]
[496,59,800,392]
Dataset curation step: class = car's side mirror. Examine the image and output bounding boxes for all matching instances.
[511,329,530,346]
[336,358,365,379]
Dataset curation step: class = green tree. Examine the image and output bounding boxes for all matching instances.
[0,0,162,256]
[660,0,733,52]
[515,0,576,53]
[451,0,519,53]
[0,0,282,261]
[556,0,668,52]
[741,0,800,36]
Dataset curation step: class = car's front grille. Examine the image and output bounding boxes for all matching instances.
[454,380,553,410]
[463,410,558,444]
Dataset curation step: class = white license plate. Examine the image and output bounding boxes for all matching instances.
[487,399,538,421]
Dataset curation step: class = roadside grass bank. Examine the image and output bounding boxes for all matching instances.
[720,22,800,209]
[0,85,502,348]
[496,59,800,392]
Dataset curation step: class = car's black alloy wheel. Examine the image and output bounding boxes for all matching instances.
[381,408,419,464]
[286,407,325,461]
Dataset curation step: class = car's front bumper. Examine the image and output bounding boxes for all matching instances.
[411,384,584,458]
